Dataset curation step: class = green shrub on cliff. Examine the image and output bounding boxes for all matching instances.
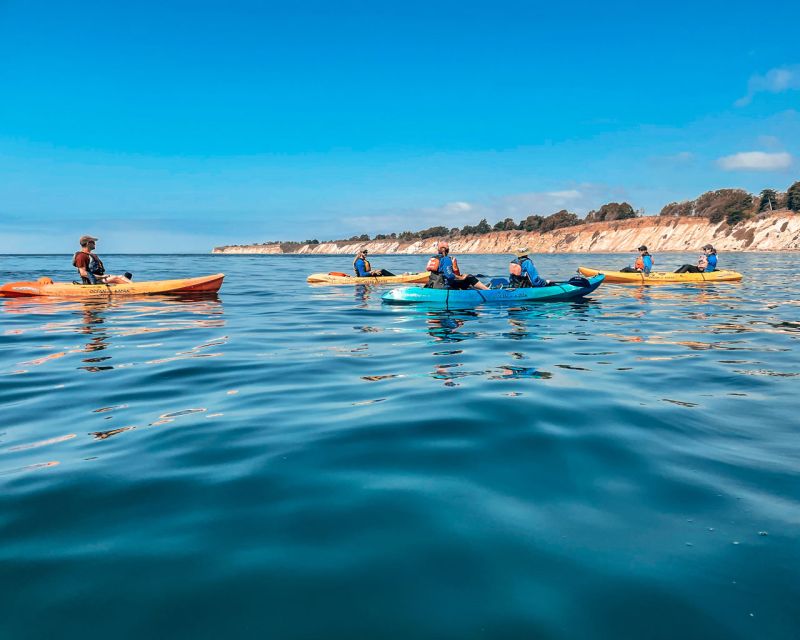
[787,181,800,212]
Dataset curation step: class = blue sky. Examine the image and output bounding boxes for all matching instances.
[1,0,798,252]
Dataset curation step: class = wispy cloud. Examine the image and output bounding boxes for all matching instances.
[717,151,793,171]
[342,185,623,235]
[736,64,800,106]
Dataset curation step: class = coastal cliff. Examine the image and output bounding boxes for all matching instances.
[212,210,800,254]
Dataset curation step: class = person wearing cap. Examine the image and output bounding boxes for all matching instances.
[352,248,393,277]
[425,240,488,290]
[621,245,654,274]
[73,236,132,285]
[508,248,548,287]
[675,244,718,273]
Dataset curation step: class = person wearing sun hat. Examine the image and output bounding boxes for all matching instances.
[72,235,133,285]
[508,247,548,287]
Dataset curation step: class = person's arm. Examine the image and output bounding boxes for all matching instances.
[523,260,546,286]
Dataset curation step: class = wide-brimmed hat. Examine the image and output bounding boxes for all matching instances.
[515,247,529,257]
[79,235,98,246]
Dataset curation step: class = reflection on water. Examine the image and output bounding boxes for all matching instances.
[1,253,799,639]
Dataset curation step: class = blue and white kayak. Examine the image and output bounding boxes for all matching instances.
[382,274,604,306]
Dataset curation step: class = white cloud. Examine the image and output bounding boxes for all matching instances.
[736,64,800,106]
[717,151,793,171]
[442,201,472,213]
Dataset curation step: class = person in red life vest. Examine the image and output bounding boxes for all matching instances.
[425,240,489,290]
[353,248,393,277]
[73,236,132,285]
[508,248,548,287]
[620,245,654,274]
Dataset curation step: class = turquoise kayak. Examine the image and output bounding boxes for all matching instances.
[382,275,605,306]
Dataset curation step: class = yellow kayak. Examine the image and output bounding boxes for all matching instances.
[0,274,225,297]
[578,267,743,284]
[307,271,430,285]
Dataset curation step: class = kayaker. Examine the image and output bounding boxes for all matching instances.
[73,236,133,285]
[675,244,718,273]
[620,245,654,274]
[425,240,489,290]
[508,248,548,287]
[353,248,394,277]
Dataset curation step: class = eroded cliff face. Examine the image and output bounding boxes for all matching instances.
[212,211,800,254]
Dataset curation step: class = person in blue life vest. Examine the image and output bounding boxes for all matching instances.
[676,244,718,273]
[425,240,489,290]
[353,248,393,277]
[620,245,654,274]
[508,248,549,287]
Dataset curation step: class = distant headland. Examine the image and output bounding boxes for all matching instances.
[213,184,800,254]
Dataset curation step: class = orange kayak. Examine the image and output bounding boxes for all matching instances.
[0,274,225,298]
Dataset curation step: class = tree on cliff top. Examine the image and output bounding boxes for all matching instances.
[787,181,800,212]
[660,201,693,217]
[539,210,582,232]
[758,189,779,212]
[585,202,637,223]
[694,189,755,224]
[521,215,544,232]
[493,217,517,231]
[461,219,492,235]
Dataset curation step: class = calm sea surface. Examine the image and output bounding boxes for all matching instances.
[1,252,798,639]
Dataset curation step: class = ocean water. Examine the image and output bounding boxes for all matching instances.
[1,252,798,639]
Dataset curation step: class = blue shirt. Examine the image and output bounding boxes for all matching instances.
[642,255,653,274]
[705,254,717,272]
[354,258,371,277]
[519,258,547,287]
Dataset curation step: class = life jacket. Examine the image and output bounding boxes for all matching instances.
[352,257,371,275]
[509,259,523,276]
[634,253,652,271]
[73,251,105,275]
[697,254,708,270]
[428,254,461,275]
